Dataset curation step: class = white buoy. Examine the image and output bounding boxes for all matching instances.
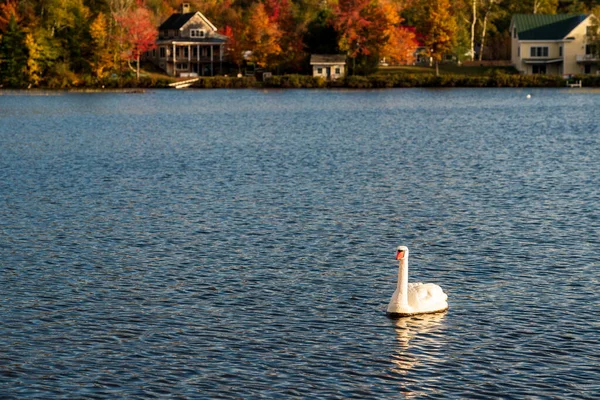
[526,94,531,99]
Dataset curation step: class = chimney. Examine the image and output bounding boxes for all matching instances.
[181,3,190,13]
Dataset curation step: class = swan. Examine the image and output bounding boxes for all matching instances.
[387,246,448,317]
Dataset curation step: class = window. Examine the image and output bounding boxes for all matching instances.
[518,46,520,57]
[585,64,591,74]
[559,46,562,57]
[532,65,546,74]
[586,44,597,55]
[530,46,548,57]
[192,47,198,57]
[152,49,156,57]
[176,63,188,70]
[317,68,323,74]
[190,29,206,38]
[160,47,166,58]
[201,47,208,57]
[335,68,340,74]
[513,27,517,38]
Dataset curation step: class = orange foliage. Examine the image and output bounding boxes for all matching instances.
[0,0,21,32]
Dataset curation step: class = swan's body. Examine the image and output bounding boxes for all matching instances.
[387,246,448,317]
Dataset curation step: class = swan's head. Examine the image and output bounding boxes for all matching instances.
[396,246,409,260]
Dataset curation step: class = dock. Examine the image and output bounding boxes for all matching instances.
[169,78,200,89]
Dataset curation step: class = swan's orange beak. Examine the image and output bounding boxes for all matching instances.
[396,250,405,260]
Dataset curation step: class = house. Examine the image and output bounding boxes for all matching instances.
[510,14,599,76]
[310,55,346,80]
[146,3,228,77]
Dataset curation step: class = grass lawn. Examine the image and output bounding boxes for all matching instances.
[377,64,518,76]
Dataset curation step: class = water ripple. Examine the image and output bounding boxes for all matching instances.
[1,88,599,398]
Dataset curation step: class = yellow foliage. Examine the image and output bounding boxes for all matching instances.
[25,33,43,86]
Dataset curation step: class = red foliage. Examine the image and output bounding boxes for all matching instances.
[115,1,157,61]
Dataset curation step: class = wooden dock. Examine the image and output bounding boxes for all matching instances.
[169,78,200,89]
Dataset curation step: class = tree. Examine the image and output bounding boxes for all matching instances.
[590,7,600,67]
[0,15,27,87]
[246,2,282,68]
[532,0,558,14]
[334,0,401,74]
[382,26,418,65]
[25,32,43,86]
[470,0,477,61]
[114,1,157,80]
[419,0,457,75]
[90,12,114,78]
[478,0,503,61]
[304,8,339,55]
[264,0,305,72]
[222,23,247,73]
[0,0,21,33]
[334,0,373,60]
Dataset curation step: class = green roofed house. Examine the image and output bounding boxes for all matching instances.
[510,14,598,76]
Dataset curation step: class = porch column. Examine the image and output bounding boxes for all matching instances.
[210,45,214,76]
[173,43,176,76]
[220,44,223,75]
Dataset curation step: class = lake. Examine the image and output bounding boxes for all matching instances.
[1,88,599,398]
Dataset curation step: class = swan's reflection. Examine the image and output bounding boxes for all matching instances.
[390,312,447,398]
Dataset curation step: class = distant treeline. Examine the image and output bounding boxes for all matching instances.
[1,0,599,88]
[54,72,597,89]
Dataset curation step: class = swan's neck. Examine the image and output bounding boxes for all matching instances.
[396,257,409,308]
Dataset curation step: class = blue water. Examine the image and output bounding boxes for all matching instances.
[1,88,599,398]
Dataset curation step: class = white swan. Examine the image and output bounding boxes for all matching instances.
[387,246,448,317]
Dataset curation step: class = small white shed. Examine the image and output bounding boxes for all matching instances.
[310,54,347,80]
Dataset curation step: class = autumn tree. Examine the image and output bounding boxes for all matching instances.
[419,0,457,75]
[379,0,417,65]
[246,1,282,68]
[214,0,247,74]
[0,0,21,32]
[382,26,418,65]
[264,0,305,72]
[334,0,416,73]
[115,1,157,80]
[223,24,247,73]
[90,12,114,78]
[333,0,388,74]
[24,32,44,86]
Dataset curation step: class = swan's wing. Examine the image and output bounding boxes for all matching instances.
[409,283,447,303]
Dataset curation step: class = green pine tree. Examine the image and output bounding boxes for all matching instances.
[0,15,27,87]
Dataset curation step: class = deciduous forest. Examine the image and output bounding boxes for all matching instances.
[0,0,599,87]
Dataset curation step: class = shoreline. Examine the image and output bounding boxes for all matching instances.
[1,73,598,92]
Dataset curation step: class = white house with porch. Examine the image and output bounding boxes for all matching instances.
[146,3,228,77]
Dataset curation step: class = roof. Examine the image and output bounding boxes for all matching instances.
[310,54,347,65]
[159,12,196,30]
[512,14,589,40]
[159,11,218,31]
